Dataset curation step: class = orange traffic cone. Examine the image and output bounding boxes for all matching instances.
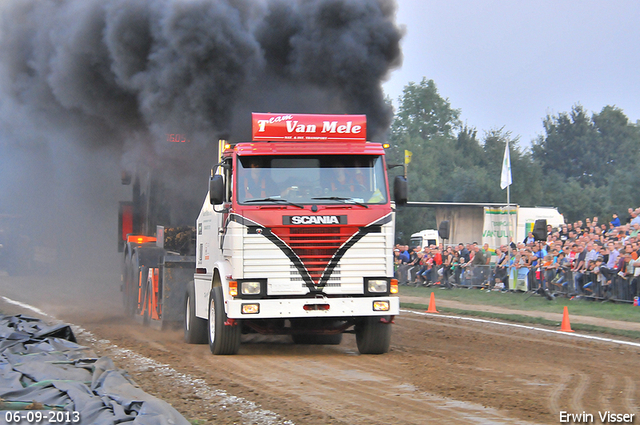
[426,292,439,313]
[560,306,574,332]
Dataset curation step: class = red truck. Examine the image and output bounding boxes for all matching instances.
[121,113,407,355]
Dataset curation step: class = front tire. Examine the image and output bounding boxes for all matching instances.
[208,286,241,355]
[355,316,391,354]
[184,281,207,344]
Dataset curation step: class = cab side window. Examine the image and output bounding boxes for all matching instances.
[225,160,233,203]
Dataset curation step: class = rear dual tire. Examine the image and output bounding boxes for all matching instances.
[184,281,208,344]
[123,252,139,317]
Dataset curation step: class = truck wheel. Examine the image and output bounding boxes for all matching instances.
[184,281,207,344]
[292,333,343,345]
[123,253,137,317]
[208,286,241,355]
[355,316,391,354]
[142,277,153,326]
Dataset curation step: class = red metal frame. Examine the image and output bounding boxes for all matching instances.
[139,267,161,321]
[234,141,385,156]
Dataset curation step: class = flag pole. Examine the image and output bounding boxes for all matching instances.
[500,139,514,289]
[404,150,412,178]
[506,140,511,243]
[500,139,512,244]
[507,172,511,243]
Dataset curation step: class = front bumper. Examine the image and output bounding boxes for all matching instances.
[226,296,399,319]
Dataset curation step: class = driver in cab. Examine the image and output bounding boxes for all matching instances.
[330,167,355,193]
[243,161,279,200]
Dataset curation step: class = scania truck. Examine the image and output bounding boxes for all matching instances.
[122,113,405,355]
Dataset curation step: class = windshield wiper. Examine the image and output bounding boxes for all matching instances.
[311,196,369,208]
[244,197,304,209]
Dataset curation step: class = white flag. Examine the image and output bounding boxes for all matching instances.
[500,141,512,190]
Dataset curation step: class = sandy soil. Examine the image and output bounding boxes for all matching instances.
[1,272,639,424]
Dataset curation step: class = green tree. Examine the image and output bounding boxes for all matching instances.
[532,105,640,222]
[389,81,640,233]
[532,104,640,188]
[453,125,484,168]
[388,78,545,241]
[387,78,461,240]
[390,78,460,144]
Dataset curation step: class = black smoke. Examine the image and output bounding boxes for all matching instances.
[0,0,403,275]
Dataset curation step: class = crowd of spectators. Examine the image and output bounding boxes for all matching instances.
[394,241,492,290]
[394,208,640,302]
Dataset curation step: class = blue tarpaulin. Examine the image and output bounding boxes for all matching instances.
[0,314,189,425]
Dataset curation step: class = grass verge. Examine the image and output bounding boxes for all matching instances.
[401,301,640,340]
[400,285,640,323]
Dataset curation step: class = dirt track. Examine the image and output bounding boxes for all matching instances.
[1,272,639,424]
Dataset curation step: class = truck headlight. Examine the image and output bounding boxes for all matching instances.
[367,279,388,293]
[373,301,390,311]
[241,281,261,295]
[242,303,260,314]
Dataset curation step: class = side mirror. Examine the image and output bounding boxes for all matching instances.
[209,175,224,205]
[393,175,408,206]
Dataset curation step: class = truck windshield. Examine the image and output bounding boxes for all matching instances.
[236,155,388,205]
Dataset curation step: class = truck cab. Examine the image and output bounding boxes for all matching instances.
[188,113,403,355]
[410,229,439,249]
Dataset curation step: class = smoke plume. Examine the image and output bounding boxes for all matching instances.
[0,0,403,275]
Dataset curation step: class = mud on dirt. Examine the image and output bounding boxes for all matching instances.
[1,273,639,424]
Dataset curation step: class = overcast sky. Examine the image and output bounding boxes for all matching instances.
[383,0,640,146]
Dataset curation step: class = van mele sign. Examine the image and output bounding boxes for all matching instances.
[252,113,367,142]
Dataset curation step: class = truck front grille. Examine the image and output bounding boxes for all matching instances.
[276,226,357,284]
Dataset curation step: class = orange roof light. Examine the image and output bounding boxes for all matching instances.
[127,235,157,244]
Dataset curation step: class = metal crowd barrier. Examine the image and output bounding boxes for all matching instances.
[544,268,573,296]
[396,258,640,303]
[536,268,638,302]
[458,265,492,288]
[573,271,634,302]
